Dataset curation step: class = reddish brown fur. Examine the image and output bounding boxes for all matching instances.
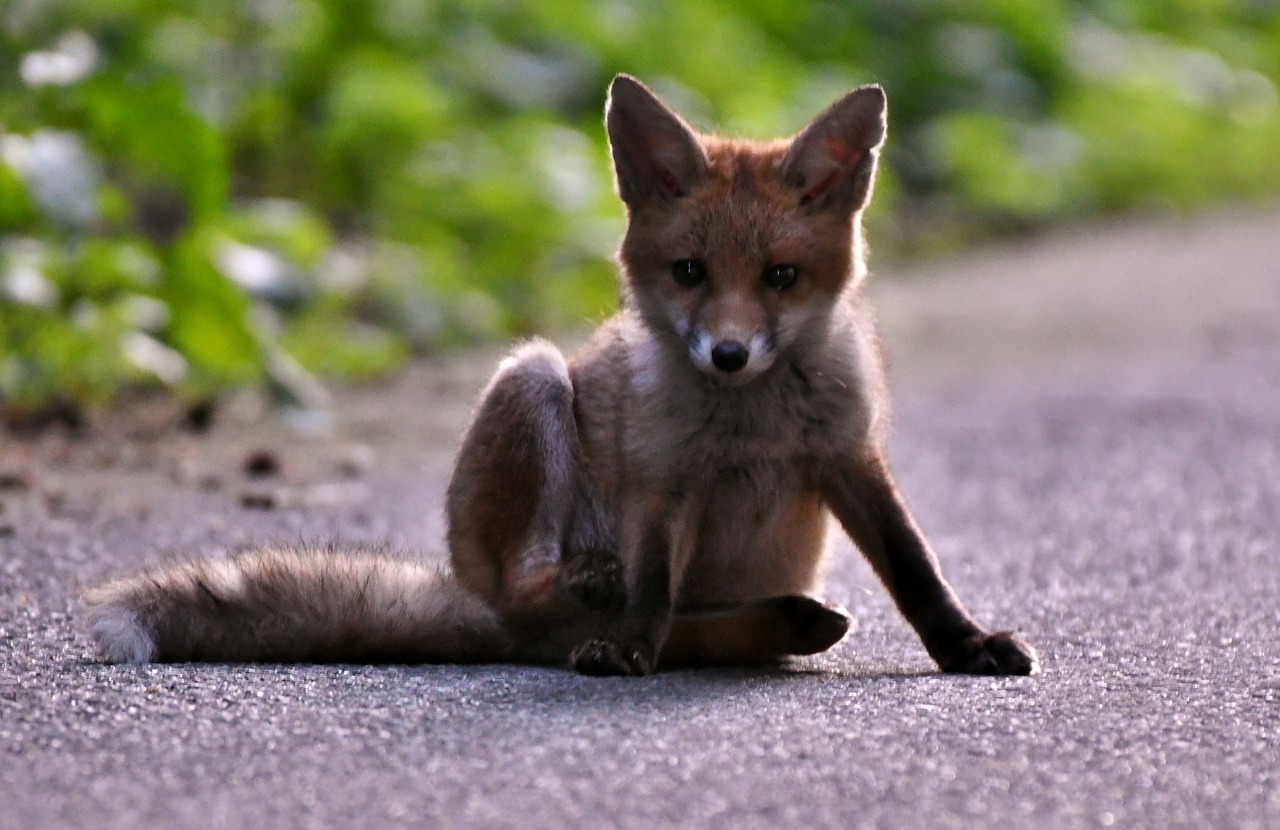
[622,137,858,308]
[84,76,1036,677]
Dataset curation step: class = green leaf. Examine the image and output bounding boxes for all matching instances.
[160,228,263,389]
[74,75,229,222]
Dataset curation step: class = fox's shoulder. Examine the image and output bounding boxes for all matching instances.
[792,287,889,444]
[568,309,642,392]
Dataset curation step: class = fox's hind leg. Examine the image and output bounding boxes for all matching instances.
[571,595,852,672]
[446,339,620,620]
[665,596,851,667]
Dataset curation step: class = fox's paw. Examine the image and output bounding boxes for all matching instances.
[772,596,853,656]
[938,631,1040,676]
[561,552,625,613]
[570,637,654,677]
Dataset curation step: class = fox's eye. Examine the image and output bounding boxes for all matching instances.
[764,264,799,291]
[671,259,707,289]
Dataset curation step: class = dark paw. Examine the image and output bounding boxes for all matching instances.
[773,596,853,656]
[569,637,654,676]
[561,551,625,612]
[938,631,1040,676]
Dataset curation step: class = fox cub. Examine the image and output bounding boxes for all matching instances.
[85,76,1038,676]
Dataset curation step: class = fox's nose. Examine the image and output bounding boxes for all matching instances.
[711,340,749,373]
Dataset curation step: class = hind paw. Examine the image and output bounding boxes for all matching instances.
[771,596,853,656]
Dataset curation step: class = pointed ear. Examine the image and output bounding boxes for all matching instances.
[780,84,887,213]
[606,75,709,208]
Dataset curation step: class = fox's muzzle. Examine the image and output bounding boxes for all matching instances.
[685,329,776,383]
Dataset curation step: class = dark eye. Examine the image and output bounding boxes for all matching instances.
[764,264,798,291]
[671,259,706,289]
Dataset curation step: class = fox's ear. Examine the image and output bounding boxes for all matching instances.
[781,85,887,214]
[606,75,709,208]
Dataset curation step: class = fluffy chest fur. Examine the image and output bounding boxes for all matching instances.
[621,303,882,493]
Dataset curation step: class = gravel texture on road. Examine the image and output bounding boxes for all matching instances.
[2,209,1278,830]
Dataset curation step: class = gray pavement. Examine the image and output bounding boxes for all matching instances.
[2,209,1279,829]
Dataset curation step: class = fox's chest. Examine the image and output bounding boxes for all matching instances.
[624,349,870,490]
[674,465,830,603]
[635,400,799,485]
[625,394,820,503]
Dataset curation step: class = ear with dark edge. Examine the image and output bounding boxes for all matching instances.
[606,74,709,208]
[780,84,887,213]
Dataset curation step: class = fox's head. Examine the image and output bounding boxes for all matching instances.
[606,75,886,384]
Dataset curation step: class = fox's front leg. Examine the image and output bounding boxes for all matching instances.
[822,451,1039,675]
[569,493,677,676]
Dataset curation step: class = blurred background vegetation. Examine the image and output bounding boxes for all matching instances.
[3,0,1279,419]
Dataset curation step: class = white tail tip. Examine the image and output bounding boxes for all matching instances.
[88,606,157,664]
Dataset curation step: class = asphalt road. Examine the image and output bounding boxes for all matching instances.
[2,209,1278,829]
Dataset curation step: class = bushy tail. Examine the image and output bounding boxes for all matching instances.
[83,547,511,664]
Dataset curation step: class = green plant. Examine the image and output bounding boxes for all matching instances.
[3,1,1278,412]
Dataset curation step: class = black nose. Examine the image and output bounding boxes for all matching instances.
[711,341,749,373]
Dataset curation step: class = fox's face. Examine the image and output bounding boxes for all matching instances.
[606,76,886,384]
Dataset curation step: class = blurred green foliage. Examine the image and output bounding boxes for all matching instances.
[3,0,1279,412]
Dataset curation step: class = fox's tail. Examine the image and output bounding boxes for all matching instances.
[83,547,511,664]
